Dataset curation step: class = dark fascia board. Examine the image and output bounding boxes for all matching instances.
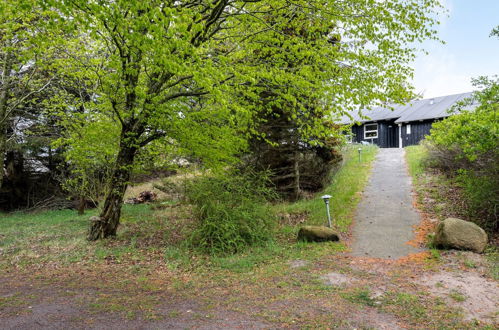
[394,115,449,124]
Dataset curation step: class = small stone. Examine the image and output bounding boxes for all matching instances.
[297,225,339,242]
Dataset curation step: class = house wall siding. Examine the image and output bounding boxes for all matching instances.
[400,120,434,147]
[351,118,438,148]
[352,120,399,148]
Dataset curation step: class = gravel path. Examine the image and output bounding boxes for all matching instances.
[351,148,423,259]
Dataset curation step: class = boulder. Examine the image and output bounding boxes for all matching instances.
[433,218,488,253]
[297,225,339,242]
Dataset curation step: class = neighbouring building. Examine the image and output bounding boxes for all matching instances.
[340,92,476,148]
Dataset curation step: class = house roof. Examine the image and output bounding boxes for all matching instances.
[339,92,476,124]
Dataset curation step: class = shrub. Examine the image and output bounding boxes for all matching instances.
[425,76,499,233]
[185,170,277,254]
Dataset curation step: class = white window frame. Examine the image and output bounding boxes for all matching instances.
[406,124,411,134]
[364,123,378,139]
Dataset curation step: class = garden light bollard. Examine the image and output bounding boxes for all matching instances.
[358,147,362,163]
[321,194,332,228]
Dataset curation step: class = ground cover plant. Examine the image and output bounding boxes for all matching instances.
[185,170,277,254]
[2,145,498,328]
[405,145,498,277]
[423,77,499,233]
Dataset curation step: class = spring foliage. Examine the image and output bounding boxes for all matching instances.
[9,0,443,238]
[426,76,499,231]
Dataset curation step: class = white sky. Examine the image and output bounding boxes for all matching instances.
[411,0,499,98]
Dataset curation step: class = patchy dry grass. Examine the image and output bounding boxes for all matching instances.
[125,177,166,200]
[404,145,499,326]
[1,144,497,328]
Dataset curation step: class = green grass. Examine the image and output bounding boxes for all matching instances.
[0,204,153,269]
[384,292,428,321]
[0,144,377,273]
[485,247,499,280]
[273,144,378,232]
[209,240,346,273]
[340,287,376,307]
[405,145,427,178]
[0,209,90,267]
[448,290,467,302]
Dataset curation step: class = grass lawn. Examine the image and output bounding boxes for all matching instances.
[1,144,497,328]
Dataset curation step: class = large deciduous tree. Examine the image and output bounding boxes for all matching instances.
[44,0,442,240]
[47,0,254,240]
[233,1,442,199]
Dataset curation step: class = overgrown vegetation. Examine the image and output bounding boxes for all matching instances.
[424,77,499,233]
[274,144,378,232]
[0,144,374,270]
[406,145,481,227]
[185,170,277,254]
[247,123,344,200]
[1,0,442,240]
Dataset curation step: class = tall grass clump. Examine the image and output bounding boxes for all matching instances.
[185,170,277,254]
[425,77,498,233]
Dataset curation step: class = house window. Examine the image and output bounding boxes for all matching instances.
[364,123,378,139]
[406,124,411,134]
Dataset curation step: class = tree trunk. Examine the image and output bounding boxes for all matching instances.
[0,51,14,190]
[87,132,138,241]
[0,125,6,190]
[77,195,86,215]
[292,145,301,201]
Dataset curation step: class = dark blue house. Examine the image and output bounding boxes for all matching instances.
[340,92,476,148]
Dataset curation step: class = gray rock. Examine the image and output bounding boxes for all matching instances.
[433,218,488,253]
[297,225,339,242]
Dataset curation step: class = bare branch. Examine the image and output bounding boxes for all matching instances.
[1,76,55,125]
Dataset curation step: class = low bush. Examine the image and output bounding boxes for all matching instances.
[185,170,277,254]
[425,77,498,233]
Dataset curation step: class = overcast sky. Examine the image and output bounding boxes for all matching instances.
[411,0,499,98]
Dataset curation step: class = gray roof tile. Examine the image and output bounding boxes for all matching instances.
[339,92,476,124]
